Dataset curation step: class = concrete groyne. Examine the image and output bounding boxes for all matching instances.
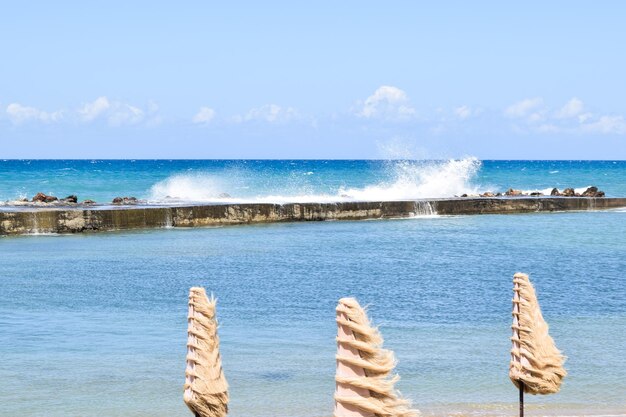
[1,197,625,236]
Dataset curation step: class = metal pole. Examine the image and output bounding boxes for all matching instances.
[519,381,524,417]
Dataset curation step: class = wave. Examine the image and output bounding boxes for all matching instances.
[148,174,349,204]
[339,158,480,200]
[520,185,594,195]
[147,158,482,204]
[148,174,235,203]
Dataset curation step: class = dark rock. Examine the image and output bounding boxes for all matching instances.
[32,193,45,202]
[505,188,523,196]
[550,188,560,196]
[582,186,599,197]
[461,194,468,197]
[20,198,29,202]
[62,195,78,203]
[495,192,502,196]
[530,192,543,196]
[35,193,60,203]
[112,196,139,205]
[82,199,96,205]
[596,191,605,197]
[562,188,576,197]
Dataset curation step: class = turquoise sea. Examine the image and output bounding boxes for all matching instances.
[1,160,625,416]
[1,159,626,203]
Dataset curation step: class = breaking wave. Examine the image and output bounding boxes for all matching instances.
[147,158,482,204]
[338,158,480,200]
[149,174,233,203]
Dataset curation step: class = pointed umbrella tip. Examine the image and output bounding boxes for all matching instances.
[334,297,419,417]
[337,297,359,308]
[189,287,208,298]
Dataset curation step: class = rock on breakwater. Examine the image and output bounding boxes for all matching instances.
[1,197,626,236]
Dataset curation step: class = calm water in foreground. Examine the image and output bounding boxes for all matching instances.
[1,210,625,416]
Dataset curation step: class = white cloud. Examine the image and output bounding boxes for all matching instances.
[108,103,144,126]
[78,96,146,126]
[555,97,584,119]
[356,86,416,120]
[504,97,543,118]
[6,103,63,124]
[454,105,472,120]
[506,97,626,135]
[193,107,216,124]
[581,115,626,134]
[527,112,545,123]
[144,101,162,127]
[78,96,110,122]
[577,112,593,123]
[454,105,482,120]
[235,104,298,123]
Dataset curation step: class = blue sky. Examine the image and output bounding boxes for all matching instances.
[1,1,626,159]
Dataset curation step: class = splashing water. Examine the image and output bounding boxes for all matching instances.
[520,185,594,196]
[339,158,481,200]
[2,160,625,203]
[146,158,482,203]
[148,173,233,203]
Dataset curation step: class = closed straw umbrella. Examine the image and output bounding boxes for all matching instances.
[184,287,229,417]
[510,273,566,417]
[334,297,418,417]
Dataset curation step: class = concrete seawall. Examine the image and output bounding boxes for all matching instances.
[1,197,625,235]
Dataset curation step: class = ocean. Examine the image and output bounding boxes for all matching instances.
[1,159,626,204]
[1,160,625,416]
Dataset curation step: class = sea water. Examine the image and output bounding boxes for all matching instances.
[1,159,626,203]
[1,160,625,416]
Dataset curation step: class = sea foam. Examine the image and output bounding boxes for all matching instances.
[148,173,234,203]
[339,158,481,200]
[147,158,482,204]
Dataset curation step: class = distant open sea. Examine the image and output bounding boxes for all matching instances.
[1,159,625,416]
[1,159,626,203]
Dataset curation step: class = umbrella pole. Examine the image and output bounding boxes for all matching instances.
[519,381,524,417]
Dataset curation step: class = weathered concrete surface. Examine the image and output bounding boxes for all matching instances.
[1,197,625,235]
[431,197,626,215]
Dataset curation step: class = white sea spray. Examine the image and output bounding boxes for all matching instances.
[147,158,483,203]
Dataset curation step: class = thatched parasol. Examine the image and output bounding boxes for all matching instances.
[510,273,566,416]
[184,287,229,417]
[334,297,419,417]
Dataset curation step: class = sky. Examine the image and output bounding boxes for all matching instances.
[1,1,626,159]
